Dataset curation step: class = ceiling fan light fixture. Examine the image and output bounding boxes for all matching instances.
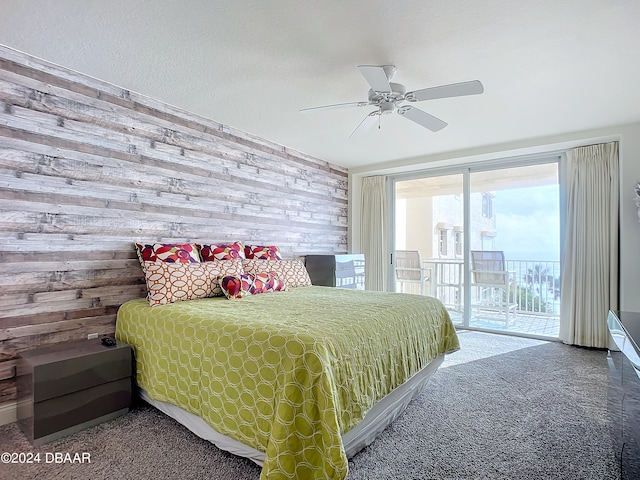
[380,102,395,115]
[300,65,484,136]
[368,83,406,104]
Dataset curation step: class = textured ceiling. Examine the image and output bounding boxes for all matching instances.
[1,0,639,170]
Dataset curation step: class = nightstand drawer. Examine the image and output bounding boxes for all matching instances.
[32,378,131,439]
[32,348,131,402]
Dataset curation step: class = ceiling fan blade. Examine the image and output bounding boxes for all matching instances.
[406,80,484,102]
[349,111,379,138]
[300,101,370,114]
[357,65,392,93]
[398,106,448,132]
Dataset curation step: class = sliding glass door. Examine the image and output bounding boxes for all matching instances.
[392,160,561,339]
[394,173,465,323]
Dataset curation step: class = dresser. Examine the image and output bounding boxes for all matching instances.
[17,338,132,446]
[305,254,365,290]
[606,310,640,479]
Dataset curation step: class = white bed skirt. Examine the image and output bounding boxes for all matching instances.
[139,353,445,466]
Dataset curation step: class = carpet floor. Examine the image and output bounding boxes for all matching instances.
[0,331,620,479]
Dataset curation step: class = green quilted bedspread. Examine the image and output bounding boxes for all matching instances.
[115,286,459,480]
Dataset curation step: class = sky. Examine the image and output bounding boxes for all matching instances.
[492,184,560,262]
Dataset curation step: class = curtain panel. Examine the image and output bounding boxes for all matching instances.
[560,142,619,348]
[361,176,388,291]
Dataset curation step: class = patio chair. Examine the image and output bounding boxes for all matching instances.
[395,250,431,295]
[470,250,517,325]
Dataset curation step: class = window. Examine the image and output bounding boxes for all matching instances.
[439,229,448,256]
[482,193,494,218]
[482,234,494,251]
[454,231,463,256]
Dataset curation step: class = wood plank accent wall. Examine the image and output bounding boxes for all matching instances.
[0,45,348,405]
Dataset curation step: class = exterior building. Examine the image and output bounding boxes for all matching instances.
[396,191,496,260]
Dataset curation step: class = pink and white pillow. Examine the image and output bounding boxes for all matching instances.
[197,242,245,261]
[135,243,200,273]
[244,245,283,260]
[219,274,254,299]
[242,259,312,288]
[220,271,286,299]
[143,259,244,306]
[250,272,286,294]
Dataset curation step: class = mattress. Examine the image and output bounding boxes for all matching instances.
[116,286,459,480]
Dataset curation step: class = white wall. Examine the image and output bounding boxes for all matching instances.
[349,122,640,311]
[617,123,640,311]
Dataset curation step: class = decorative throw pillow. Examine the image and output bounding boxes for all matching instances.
[135,243,200,273]
[220,274,254,299]
[244,244,283,260]
[144,259,244,306]
[250,271,286,294]
[197,242,246,261]
[242,259,312,288]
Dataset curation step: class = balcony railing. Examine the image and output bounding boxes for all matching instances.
[505,259,560,317]
[395,257,561,324]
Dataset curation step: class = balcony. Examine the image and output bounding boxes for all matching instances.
[395,258,561,338]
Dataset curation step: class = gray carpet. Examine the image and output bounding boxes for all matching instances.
[0,331,619,479]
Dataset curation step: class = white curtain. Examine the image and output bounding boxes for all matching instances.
[559,142,619,348]
[361,176,387,291]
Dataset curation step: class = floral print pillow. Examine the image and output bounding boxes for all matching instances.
[220,274,254,299]
[197,242,246,261]
[135,243,200,274]
[250,271,286,294]
[244,245,283,260]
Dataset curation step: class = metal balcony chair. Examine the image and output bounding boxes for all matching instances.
[395,250,431,296]
[470,250,517,325]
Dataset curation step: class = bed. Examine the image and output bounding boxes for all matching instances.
[115,285,459,480]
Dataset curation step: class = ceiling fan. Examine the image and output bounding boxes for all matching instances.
[300,65,484,138]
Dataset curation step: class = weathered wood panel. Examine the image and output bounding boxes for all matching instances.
[0,45,349,404]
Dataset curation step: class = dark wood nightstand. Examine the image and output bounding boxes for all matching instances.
[16,338,132,446]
